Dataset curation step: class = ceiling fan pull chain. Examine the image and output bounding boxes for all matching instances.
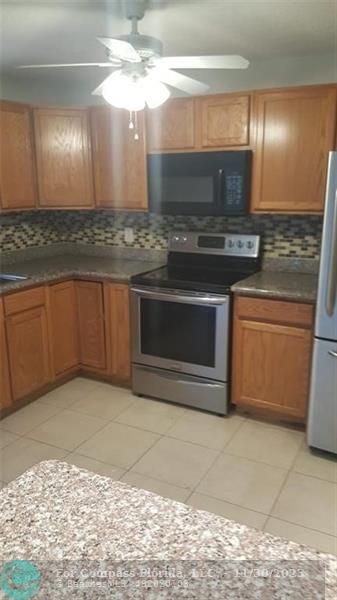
[134,111,139,141]
[129,111,134,130]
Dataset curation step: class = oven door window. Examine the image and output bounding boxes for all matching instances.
[140,298,216,367]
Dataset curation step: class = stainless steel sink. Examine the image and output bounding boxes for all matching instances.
[0,274,28,282]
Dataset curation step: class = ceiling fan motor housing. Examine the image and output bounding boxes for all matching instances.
[125,0,147,21]
[112,34,163,60]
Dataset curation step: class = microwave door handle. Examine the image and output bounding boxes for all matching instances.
[217,169,224,205]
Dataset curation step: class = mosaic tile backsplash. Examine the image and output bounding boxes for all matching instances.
[0,210,322,259]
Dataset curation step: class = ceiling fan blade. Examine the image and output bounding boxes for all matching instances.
[96,37,141,63]
[150,67,209,95]
[17,62,119,69]
[154,55,249,70]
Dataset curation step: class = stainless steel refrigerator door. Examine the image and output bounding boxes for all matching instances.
[315,152,337,342]
[307,338,337,453]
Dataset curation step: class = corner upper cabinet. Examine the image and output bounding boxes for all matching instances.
[199,94,250,148]
[251,85,337,213]
[146,98,195,151]
[33,108,94,208]
[0,101,36,210]
[91,106,147,210]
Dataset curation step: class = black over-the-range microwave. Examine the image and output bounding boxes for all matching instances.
[147,150,252,216]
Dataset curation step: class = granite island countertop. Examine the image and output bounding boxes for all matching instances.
[0,461,335,599]
[0,253,164,296]
[232,270,318,303]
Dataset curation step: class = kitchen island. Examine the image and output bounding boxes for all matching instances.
[0,460,336,599]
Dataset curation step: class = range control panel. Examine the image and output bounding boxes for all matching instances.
[169,231,261,258]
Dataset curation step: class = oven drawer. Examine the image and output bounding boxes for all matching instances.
[132,364,228,415]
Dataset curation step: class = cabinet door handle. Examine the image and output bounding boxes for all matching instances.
[328,350,337,358]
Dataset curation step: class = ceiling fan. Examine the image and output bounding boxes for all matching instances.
[18,0,249,112]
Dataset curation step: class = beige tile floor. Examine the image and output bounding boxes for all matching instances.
[1,377,336,556]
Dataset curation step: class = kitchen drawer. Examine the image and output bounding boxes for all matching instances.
[235,296,314,328]
[4,286,46,315]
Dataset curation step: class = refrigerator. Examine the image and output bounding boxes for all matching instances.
[307,151,337,454]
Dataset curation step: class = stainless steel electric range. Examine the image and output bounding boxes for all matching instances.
[130,231,261,415]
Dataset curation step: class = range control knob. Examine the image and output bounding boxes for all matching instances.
[172,235,180,243]
[237,240,244,248]
[246,240,254,249]
[227,239,235,248]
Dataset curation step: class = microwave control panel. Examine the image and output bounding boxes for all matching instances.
[225,174,244,207]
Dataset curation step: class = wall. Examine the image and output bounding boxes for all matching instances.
[1,51,336,106]
[0,210,322,260]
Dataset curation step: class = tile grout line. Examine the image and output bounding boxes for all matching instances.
[263,437,309,532]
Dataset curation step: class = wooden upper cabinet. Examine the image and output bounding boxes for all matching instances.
[91,106,147,210]
[76,281,106,371]
[147,98,195,151]
[5,287,52,401]
[33,108,94,208]
[0,298,12,409]
[0,101,36,210]
[251,85,337,213]
[199,94,250,148]
[48,281,79,376]
[232,296,314,421]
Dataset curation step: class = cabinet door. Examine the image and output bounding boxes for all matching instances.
[232,298,313,420]
[0,101,36,210]
[147,98,195,151]
[0,299,12,409]
[33,108,93,207]
[107,284,130,381]
[76,281,106,370]
[251,86,337,213]
[200,94,250,148]
[48,281,79,375]
[6,306,51,401]
[91,107,147,210]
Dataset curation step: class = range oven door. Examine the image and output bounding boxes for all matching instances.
[130,286,230,381]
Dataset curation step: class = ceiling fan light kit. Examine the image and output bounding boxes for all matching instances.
[17,0,249,114]
[101,70,170,111]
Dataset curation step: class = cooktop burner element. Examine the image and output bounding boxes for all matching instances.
[131,231,261,294]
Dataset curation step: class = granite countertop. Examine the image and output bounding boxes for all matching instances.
[0,253,163,296]
[0,245,318,302]
[0,461,335,599]
[232,271,318,303]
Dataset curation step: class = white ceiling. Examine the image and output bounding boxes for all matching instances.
[0,0,336,102]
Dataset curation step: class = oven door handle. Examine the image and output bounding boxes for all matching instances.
[131,287,228,306]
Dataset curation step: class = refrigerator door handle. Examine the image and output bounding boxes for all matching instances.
[326,188,337,316]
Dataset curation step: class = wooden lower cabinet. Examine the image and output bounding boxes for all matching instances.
[48,281,79,376]
[0,298,12,409]
[106,283,131,381]
[76,281,106,371]
[5,288,52,401]
[232,296,314,421]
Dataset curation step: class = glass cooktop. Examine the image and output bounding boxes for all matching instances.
[131,264,252,294]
